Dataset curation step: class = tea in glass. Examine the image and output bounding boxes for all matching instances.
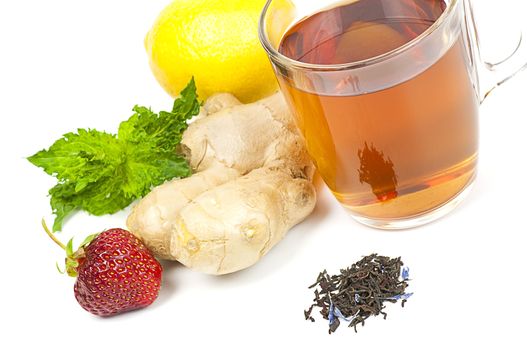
[276,0,479,225]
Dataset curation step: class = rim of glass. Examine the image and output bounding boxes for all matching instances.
[258,0,457,71]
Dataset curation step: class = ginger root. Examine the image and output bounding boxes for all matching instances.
[127,92,316,274]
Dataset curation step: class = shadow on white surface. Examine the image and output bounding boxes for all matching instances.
[153,260,184,307]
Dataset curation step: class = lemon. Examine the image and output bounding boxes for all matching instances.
[145,0,278,103]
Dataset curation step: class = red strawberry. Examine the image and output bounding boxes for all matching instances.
[43,221,162,316]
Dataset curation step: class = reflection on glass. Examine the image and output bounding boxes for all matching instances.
[358,142,398,201]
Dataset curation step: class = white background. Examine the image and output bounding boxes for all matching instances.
[1,1,526,349]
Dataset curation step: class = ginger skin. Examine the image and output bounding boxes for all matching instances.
[127,93,316,274]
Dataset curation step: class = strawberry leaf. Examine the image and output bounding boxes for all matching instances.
[79,233,99,250]
[65,238,74,258]
[56,261,65,274]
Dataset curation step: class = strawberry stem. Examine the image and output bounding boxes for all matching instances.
[42,218,66,251]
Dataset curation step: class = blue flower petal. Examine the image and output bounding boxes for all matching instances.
[385,292,414,301]
[401,266,410,280]
[328,303,336,325]
[332,306,361,325]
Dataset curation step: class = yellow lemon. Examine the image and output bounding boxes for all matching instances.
[145,0,278,103]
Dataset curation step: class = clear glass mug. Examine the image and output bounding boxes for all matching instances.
[258,0,527,229]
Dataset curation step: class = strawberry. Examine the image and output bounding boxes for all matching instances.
[43,221,162,316]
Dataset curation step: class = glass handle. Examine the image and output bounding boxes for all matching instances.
[466,0,527,102]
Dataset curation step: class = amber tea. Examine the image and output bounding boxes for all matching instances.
[277,0,479,224]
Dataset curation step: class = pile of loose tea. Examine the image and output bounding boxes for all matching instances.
[304,254,413,334]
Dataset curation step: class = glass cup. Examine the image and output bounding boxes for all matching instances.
[259,0,527,229]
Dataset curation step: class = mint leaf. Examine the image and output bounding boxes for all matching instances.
[49,183,77,232]
[27,129,122,186]
[28,78,199,231]
[118,78,200,150]
[171,77,201,118]
[123,147,191,197]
